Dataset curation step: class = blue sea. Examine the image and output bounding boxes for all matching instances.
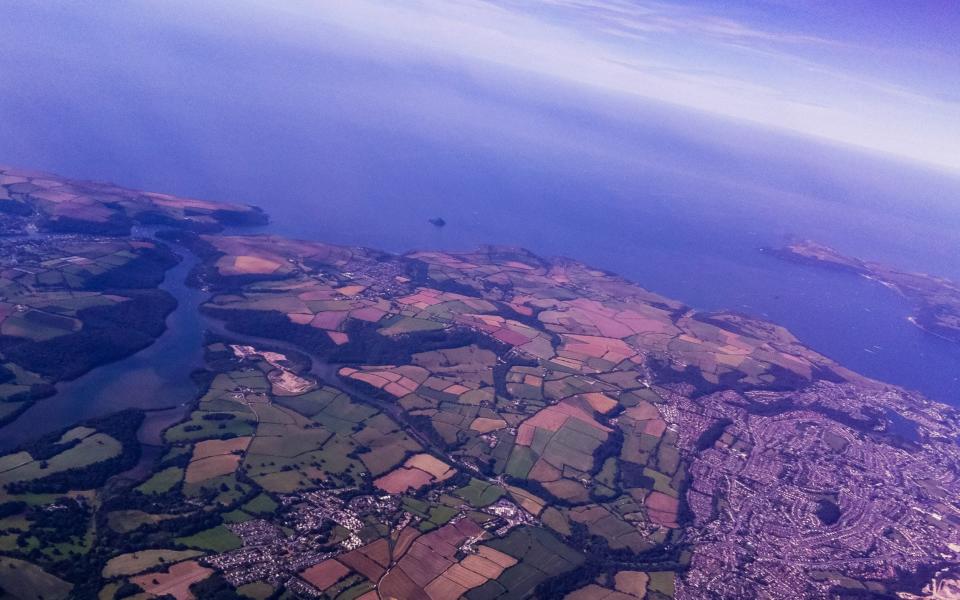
[1,0,959,420]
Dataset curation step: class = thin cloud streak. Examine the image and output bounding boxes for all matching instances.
[529,0,851,47]
[261,0,960,172]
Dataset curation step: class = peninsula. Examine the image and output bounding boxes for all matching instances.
[768,240,960,343]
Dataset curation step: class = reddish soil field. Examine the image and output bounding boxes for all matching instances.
[492,328,533,345]
[393,527,421,560]
[309,310,349,330]
[300,558,350,591]
[562,334,637,362]
[470,417,507,433]
[424,575,468,600]
[192,437,251,460]
[374,467,433,494]
[380,566,429,600]
[528,459,562,482]
[327,331,350,345]
[517,401,612,447]
[350,306,387,322]
[461,547,516,579]
[405,454,454,479]
[298,290,337,301]
[131,560,212,600]
[625,401,660,421]
[643,419,668,437]
[645,491,679,527]
[288,313,314,325]
[362,538,391,567]
[339,550,386,582]
[582,392,618,414]
[184,454,242,483]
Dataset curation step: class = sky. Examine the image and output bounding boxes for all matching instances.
[243,0,960,173]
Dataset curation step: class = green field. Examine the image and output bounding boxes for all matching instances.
[378,317,446,335]
[469,527,584,599]
[57,426,96,444]
[183,473,251,505]
[455,478,505,507]
[106,510,175,533]
[648,571,676,596]
[175,525,243,552]
[0,433,122,485]
[135,466,184,494]
[237,581,275,599]
[242,493,278,515]
[0,556,72,599]
[223,509,253,524]
[164,412,255,442]
[505,446,535,478]
[274,387,346,419]
[246,426,332,457]
[0,401,26,422]
[102,549,203,578]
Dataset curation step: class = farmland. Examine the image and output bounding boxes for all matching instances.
[176,526,243,553]
[0,556,72,600]
[0,165,265,236]
[130,560,213,598]
[168,234,960,598]
[0,432,121,486]
[101,549,203,578]
[0,172,958,599]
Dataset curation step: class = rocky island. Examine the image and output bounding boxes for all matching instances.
[0,167,957,599]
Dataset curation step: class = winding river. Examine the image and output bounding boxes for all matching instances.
[0,236,206,451]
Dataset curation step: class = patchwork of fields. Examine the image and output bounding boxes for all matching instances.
[0,171,957,599]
